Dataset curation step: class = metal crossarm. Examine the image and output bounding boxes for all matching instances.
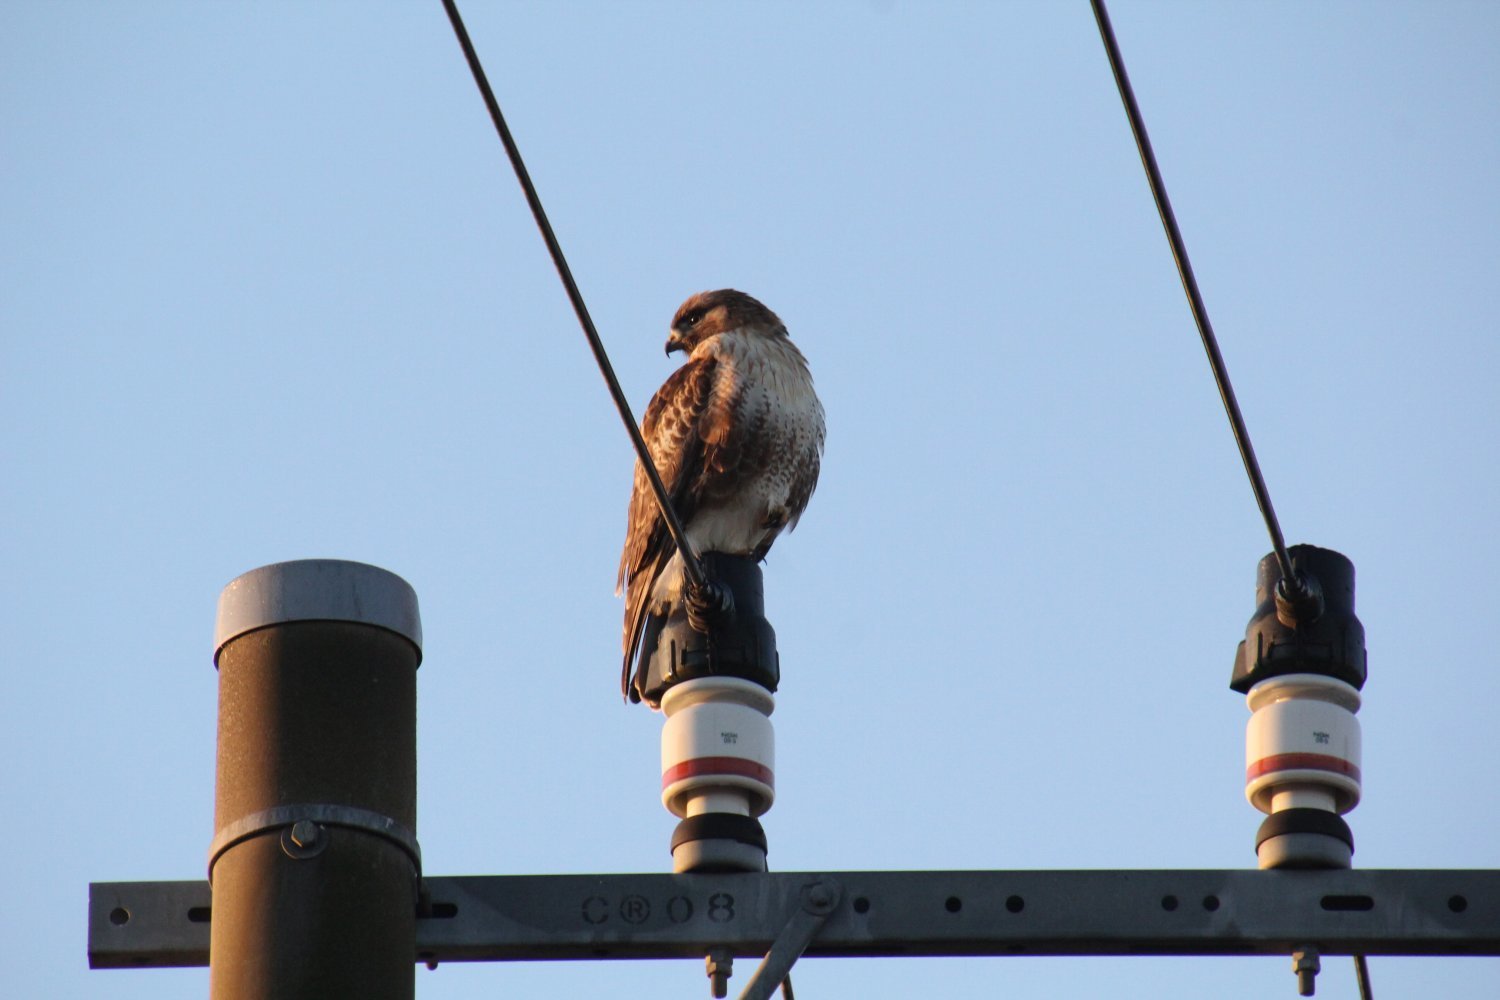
[90,868,1500,969]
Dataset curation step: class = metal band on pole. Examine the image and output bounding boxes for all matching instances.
[208,804,423,883]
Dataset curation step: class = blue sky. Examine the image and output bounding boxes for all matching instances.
[3,2,1497,997]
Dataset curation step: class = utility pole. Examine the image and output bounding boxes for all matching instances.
[206,560,422,999]
[87,555,1500,999]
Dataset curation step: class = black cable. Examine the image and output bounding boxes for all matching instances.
[1354,954,1373,1000]
[1089,0,1305,600]
[439,0,708,594]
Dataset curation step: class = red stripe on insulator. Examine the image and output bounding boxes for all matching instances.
[662,757,774,790]
[1247,753,1361,784]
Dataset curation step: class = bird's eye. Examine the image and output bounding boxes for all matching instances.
[683,310,702,327]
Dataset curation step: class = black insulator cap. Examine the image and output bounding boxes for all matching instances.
[636,553,779,707]
[1256,808,1355,852]
[1230,544,1366,693]
[670,813,769,854]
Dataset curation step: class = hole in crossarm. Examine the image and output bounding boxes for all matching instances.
[1160,895,1179,912]
[1005,895,1025,914]
[1448,895,1468,913]
[109,907,130,926]
[944,896,962,913]
[423,902,458,919]
[187,907,212,923]
[852,896,871,914]
[1320,895,1374,912]
[1202,895,1221,911]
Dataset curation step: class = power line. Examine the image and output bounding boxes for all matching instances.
[1089,0,1307,604]
[1355,953,1374,1000]
[439,0,708,595]
[1091,2,1367,994]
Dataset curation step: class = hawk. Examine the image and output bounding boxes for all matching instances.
[617,289,825,703]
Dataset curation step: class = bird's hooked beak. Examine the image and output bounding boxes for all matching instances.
[665,329,687,357]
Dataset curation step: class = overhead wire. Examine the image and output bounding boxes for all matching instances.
[441,7,794,994]
[1089,0,1308,603]
[1090,2,1368,995]
[439,1,1357,995]
[1354,953,1373,1000]
[439,0,709,595]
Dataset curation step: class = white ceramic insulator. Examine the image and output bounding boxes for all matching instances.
[660,677,775,820]
[1245,673,1361,815]
[1270,787,1338,812]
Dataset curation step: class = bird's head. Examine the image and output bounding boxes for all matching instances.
[665,289,784,356]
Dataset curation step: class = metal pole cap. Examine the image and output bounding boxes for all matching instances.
[214,559,423,666]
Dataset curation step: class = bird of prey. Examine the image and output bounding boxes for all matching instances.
[617,289,825,703]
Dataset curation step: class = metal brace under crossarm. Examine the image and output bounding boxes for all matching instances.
[736,879,842,1000]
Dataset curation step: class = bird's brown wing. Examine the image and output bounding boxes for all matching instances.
[617,356,743,698]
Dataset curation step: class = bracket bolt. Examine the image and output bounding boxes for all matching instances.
[1291,945,1320,996]
[802,879,841,915]
[289,820,322,849]
[705,948,733,999]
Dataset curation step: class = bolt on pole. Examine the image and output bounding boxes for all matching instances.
[209,560,423,999]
